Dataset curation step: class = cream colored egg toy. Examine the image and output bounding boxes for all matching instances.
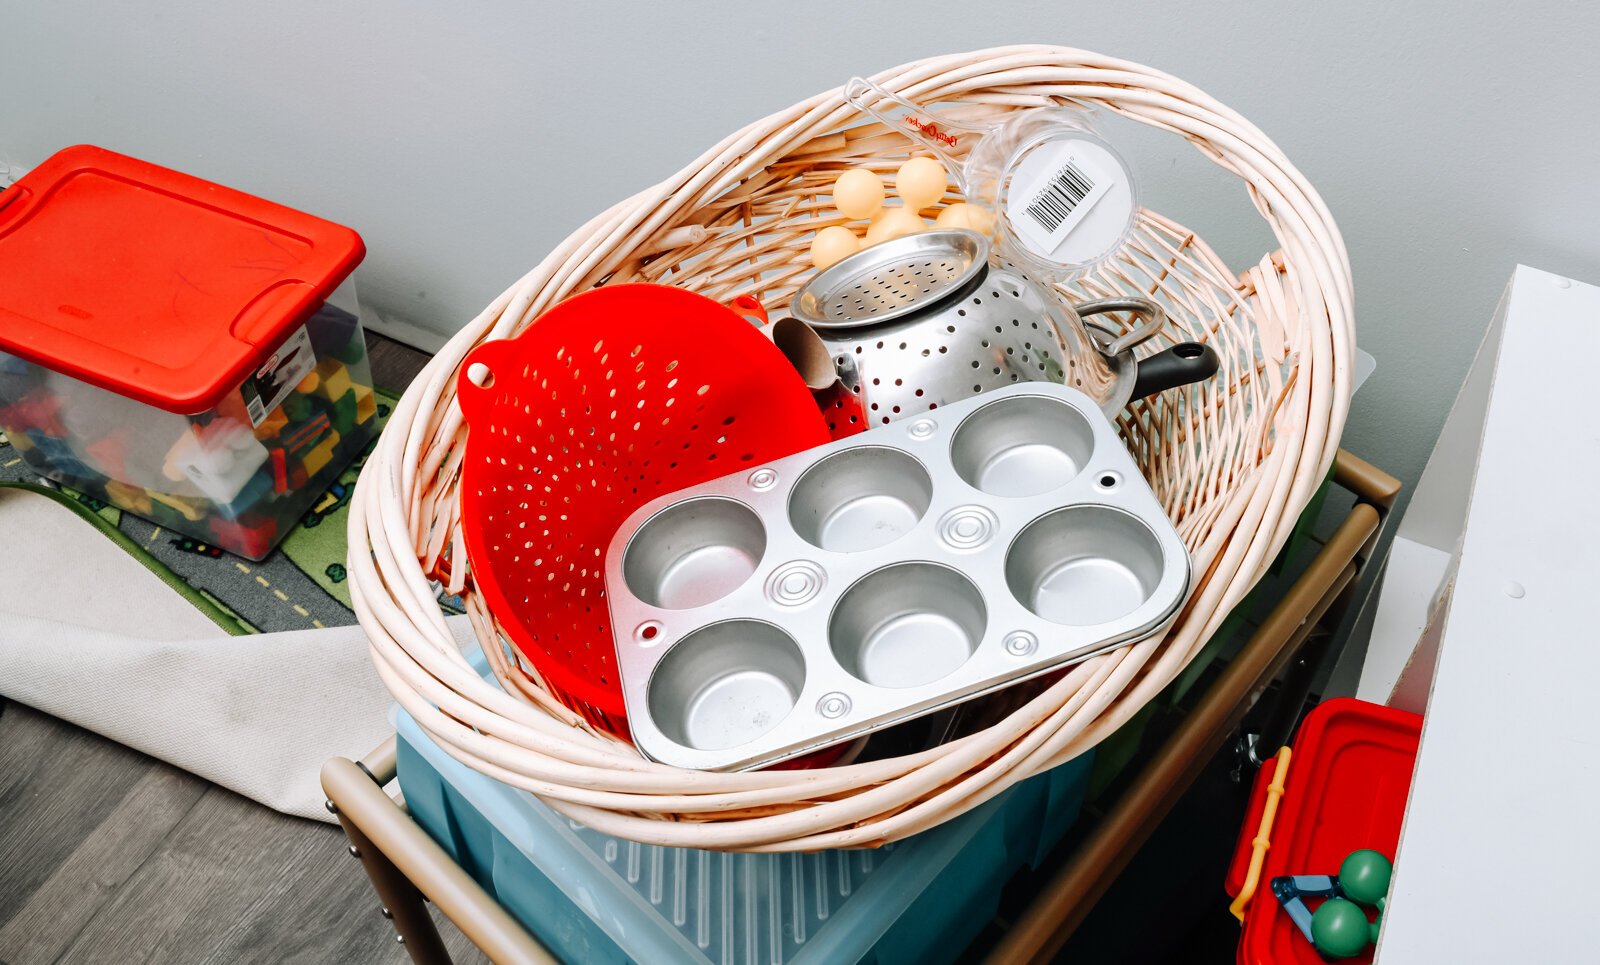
[832,168,885,220]
[864,205,925,246]
[810,224,861,270]
[896,156,948,212]
[935,202,995,234]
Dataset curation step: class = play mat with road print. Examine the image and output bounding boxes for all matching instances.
[0,389,463,634]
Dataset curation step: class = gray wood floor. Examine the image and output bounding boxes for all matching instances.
[0,334,490,965]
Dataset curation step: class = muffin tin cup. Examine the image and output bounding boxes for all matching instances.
[608,383,1190,772]
[621,497,767,610]
[788,446,933,553]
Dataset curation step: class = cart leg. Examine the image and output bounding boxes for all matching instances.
[322,747,557,965]
[1252,452,1401,758]
[333,802,452,965]
[1251,589,1346,758]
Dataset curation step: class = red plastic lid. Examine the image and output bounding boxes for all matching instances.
[0,145,364,413]
[1229,698,1422,965]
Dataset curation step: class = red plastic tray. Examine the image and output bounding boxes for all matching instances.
[1226,698,1422,964]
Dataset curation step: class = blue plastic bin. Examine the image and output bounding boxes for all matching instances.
[396,654,1093,965]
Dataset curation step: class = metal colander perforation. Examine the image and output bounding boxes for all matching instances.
[825,256,968,322]
[797,231,986,329]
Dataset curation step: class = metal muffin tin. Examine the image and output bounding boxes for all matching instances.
[605,383,1191,771]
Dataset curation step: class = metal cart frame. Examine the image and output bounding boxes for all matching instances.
[323,449,1400,965]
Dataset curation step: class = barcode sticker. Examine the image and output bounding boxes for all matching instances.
[240,325,315,427]
[1025,159,1097,232]
[1006,141,1113,258]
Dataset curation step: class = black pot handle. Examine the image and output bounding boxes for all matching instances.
[1130,341,1220,400]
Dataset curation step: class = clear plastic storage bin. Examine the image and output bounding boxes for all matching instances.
[0,145,376,558]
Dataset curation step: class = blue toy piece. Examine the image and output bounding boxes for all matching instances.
[23,429,96,483]
[1271,850,1392,959]
[225,468,277,516]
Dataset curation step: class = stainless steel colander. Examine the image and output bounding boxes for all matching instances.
[790,229,1216,425]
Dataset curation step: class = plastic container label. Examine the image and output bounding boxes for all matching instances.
[241,325,314,426]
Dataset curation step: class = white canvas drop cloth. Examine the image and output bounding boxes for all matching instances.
[0,485,458,823]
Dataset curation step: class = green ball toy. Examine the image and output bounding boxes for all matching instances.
[1311,898,1371,959]
[1339,849,1393,907]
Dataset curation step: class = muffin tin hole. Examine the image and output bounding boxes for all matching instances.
[829,562,986,688]
[788,447,933,553]
[1006,506,1165,626]
[950,395,1095,497]
[647,620,805,750]
[622,497,766,609]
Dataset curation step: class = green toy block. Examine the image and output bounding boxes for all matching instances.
[335,332,368,365]
[282,392,316,424]
[329,389,359,435]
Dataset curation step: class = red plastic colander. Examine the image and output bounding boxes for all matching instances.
[456,284,831,736]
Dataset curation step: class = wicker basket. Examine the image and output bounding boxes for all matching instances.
[349,46,1352,851]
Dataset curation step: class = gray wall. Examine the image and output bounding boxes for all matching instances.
[3,0,1597,499]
